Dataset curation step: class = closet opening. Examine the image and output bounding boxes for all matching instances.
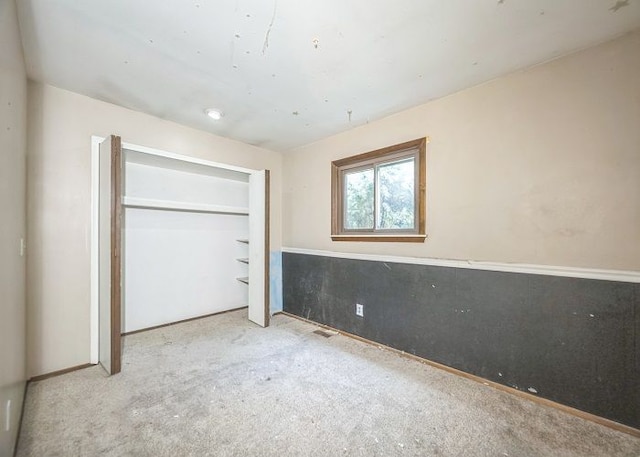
[92,135,270,375]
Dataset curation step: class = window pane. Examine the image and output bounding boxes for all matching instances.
[344,168,374,230]
[377,158,415,230]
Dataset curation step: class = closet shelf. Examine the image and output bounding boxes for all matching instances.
[236,277,249,285]
[123,197,249,215]
[236,258,249,264]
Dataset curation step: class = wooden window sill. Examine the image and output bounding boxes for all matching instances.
[331,234,427,243]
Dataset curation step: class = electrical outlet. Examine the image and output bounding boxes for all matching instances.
[355,303,364,317]
[5,400,11,432]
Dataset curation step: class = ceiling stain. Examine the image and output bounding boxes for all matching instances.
[262,0,278,54]
[292,111,299,116]
[609,0,630,12]
[497,0,506,4]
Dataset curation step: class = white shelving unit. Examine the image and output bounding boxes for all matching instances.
[236,239,249,284]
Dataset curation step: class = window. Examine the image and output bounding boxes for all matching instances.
[331,138,427,242]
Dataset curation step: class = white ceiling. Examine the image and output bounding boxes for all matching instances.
[16,0,640,151]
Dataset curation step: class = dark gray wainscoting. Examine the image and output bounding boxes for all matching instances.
[283,252,639,429]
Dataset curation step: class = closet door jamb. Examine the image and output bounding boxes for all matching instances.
[98,134,123,375]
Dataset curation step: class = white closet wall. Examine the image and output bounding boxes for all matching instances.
[122,150,249,333]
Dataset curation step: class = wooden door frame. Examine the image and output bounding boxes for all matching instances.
[97,134,123,375]
[109,135,123,374]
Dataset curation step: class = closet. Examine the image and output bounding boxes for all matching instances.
[95,135,269,375]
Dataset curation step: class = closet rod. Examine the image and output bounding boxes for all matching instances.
[123,196,249,215]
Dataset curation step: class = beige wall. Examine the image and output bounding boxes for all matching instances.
[26,83,283,377]
[284,30,640,272]
[0,0,27,455]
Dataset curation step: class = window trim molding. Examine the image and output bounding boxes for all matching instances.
[331,137,427,242]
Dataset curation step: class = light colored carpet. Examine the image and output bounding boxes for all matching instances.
[17,309,640,457]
